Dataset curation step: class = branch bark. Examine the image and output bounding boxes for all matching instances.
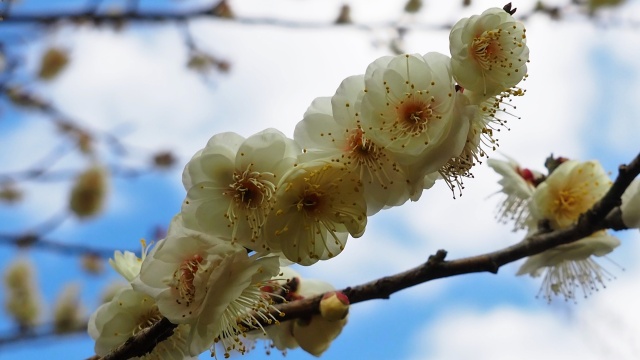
[93,152,640,360]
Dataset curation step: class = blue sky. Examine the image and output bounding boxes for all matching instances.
[1,1,640,359]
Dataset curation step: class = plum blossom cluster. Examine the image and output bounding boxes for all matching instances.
[488,155,632,303]
[89,6,529,359]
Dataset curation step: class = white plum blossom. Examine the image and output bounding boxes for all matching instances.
[446,87,525,176]
[621,179,640,229]
[487,155,542,229]
[294,75,412,214]
[531,160,611,229]
[131,231,281,357]
[88,286,194,360]
[359,52,475,196]
[181,129,299,252]
[517,231,620,302]
[516,159,621,302]
[450,7,528,98]
[265,160,367,265]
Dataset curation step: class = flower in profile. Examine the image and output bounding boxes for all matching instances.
[132,230,281,357]
[88,286,194,359]
[517,231,620,302]
[531,160,611,229]
[109,239,150,282]
[487,155,543,229]
[265,160,367,265]
[450,7,528,98]
[181,129,299,252]
[294,75,412,214]
[444,87,525,182]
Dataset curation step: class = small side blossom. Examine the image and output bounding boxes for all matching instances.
[517,231,620,302]
[516,158,620,302]
[487,155,543,229]
[531,160,611,229]
[450,7,528,98]
[88,286,194,360]
[132,231,281,357]
[265,160,367,265]
[181,129,299,251]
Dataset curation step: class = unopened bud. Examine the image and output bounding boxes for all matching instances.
[212,0,234,18]
[404,0,423,13]
[69,166,108,218]
[319,291,349,321]
[621,179,640,229]
[0,183,22,203]
[77,131,94,155]
[544,154,569,175]
[152,151,176,169]
[81,253,104,275]
[4,259,42,330]
[38,47,69,81]
[53,284,84,334]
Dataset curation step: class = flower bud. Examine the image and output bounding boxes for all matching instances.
[38,47,69,81]
[621,179,640,229]
[0,182,22,204]
[81,253,104,275]
[69,166,108,218]
[53,284,85,334]
[319,291,349,321]
[3,259,42,330]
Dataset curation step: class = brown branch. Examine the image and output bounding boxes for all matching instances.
[0,3,445,30]
[0,233,131,258]
[0,1,615,31]
[0,322,88,348]
[94,152,640,359]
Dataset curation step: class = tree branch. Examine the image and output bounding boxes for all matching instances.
[94,152,640,359]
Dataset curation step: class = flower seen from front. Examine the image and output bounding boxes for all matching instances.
[294,75,412,214]
[181,129,299,252]
[265,160,367,265]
